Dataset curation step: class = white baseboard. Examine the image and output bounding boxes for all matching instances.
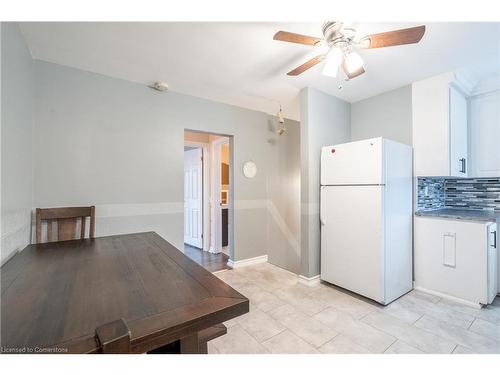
[298,274,321,287]
[211,269,229,275]
[208,247,220,255]
[227,255,268,269]
[413,286,482,309]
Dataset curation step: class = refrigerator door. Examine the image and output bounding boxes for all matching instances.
[321,138,383,186]
[320,185,385,303]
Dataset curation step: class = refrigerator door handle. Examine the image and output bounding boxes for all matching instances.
[320,186,325,226]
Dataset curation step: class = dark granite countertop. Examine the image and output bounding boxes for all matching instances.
[415,209,500,222]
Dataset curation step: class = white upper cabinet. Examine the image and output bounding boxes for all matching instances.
[449,85,469,176]
[470,91,500,177]
[412,72,469,177]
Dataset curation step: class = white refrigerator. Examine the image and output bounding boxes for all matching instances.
[320,137,413,305]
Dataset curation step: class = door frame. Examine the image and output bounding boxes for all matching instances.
[210,137,230,254]
[184,141,210,253]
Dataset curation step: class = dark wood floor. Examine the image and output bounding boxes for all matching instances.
[184,244,230,272]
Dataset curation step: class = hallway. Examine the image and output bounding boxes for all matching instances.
[184,244,230,272]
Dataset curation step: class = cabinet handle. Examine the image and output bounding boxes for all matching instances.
[459,158,466,174]
[492,230,497,249]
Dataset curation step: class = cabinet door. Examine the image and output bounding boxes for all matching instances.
[449,86,468,177]
[414,217,489,305]
[489,223,499,296]
[412,73,454,176]
[470,92,500,177]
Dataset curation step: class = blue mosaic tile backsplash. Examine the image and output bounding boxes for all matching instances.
[417,177,500,212]
[417,177,446,210]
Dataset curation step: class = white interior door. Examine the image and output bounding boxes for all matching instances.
[184,148,203,248]
[320,185,385,303]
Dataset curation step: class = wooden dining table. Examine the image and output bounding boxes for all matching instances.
[0,232,248,353]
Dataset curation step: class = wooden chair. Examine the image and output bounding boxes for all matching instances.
[35,206,95,244]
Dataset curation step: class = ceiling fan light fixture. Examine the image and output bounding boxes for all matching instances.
[344,51,364,75]
[274,23,425,80]
[322,48,343,77]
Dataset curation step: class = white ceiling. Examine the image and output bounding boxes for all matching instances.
[19,22,499,121]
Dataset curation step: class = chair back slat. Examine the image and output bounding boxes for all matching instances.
[80,217,86,238]
[35,206,95,244]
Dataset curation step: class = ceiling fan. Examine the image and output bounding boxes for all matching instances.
[274,22,426,82]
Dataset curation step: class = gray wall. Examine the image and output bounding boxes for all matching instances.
[351,85,412,145]
[33,60,300,267]
[1,22,415,274]
[267,119,300,273]
[1,23,34,263]
[300,87,350,277]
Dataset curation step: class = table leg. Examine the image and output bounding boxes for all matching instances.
[179,333,200,354]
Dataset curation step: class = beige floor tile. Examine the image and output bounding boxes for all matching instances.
[291,294,330,316]
[376,301,423,324]
[267,303,297,319]
[236,308,286,343]
[268,305,339,347]
[261,330,319,354]
[210,324,269,354]
[309,287,376,319]
[384,340,424,354]
[362,311,456,353]
[309,284,349,302]
[414,315,500,354]
[315,307,396,353]
[237,264,298,292]
[397,294,475,329]
[469,318,500,342]
[273,289,329,316]
[229,280,263,298]
[319,334,372,354]
[214,265,499,354]
[215,270,249,285]
[408,290,441,303]
[207,342,220,354]
[251,289,287,312]
[223,316,240,328]
[269,304,338,347]
[436,298,500,325]
[274,283,319,300]
[452,345,477,354]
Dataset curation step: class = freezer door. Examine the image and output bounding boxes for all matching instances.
[320,185,385,303]
[321,138,383,186]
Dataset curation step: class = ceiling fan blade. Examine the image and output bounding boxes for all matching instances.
[287,55,324,76]
[360,25,425,49]
[273,31,323,46]
[342,60,365,80]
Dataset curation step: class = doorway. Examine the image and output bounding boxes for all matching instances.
[183,130,232,272]
[183,146,204,248]
[212,137,230,257]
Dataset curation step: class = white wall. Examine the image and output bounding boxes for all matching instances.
[300,87,351,277]
[351,85,412,146]
[1,23,34,264]
[32,60,300,268]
